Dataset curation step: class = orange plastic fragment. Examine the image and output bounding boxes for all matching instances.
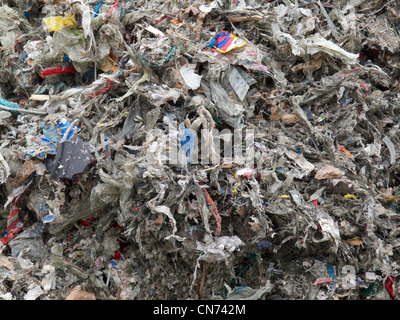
[338,144,354,160]
[348,238,363,246]
[202,188,221,236]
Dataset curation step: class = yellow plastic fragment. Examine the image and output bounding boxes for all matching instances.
[344,194,357,199]
[280,195,290,198]
[43,14,76,32]
[232,186,238,196]
[383,196,400,202]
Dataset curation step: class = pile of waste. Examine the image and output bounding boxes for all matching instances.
[1,0,400,300]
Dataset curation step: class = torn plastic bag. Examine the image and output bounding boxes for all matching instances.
[47,134,93,180]
[224,282,273,300]
[11,160,45,188]
[24,117,79,159]
[25,284,45,300]
[0,110,11,124]
[273,25,359,65]
[24,134,56,160]
[209,80,244,128]
[0,146,11,185]
[147,204,185,241]
[30,195,61,224]
[9,222,46,263]
[41,265,56,292]
[179,64,202,90]
[48,26,110,74]
[221,66,256,102]
[0,5,31,55]
[196,235,244,262]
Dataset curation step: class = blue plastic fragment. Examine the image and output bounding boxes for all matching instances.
[326,263,337,288]
[93,1,104,17]
[63,53,70,62]
[41,123,58,142]
[36,198,59,223]
[110,260,118,268]
[187,226,200,234]
[326,264,336,279]
[24,117,79,159]
[355,276,363,286]
[206,37,217,48]
[258,239,272,249]
[232,287,245,294]
[57,117,79,141]
[180,127,195,164]
[42,211,58,224]
[24,134,56,159]
[0,99,20,112]
[164,46,177,63]
[340,97,349,107]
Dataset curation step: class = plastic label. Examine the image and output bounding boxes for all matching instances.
[43,14,76,32]
[208,32,247,53]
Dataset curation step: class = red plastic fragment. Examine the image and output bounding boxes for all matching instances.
[0,198,23,245]
[114,223,124,231]
[89,79,113,98]
[108,1,119,16]
[242,172,253,179]
[154,15,168,27]
[385,276,397,300]
[41,67,78,77]
[111,250,121,260]
[79,217,94,226]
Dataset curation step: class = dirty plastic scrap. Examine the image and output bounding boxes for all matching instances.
[0,0,400,301]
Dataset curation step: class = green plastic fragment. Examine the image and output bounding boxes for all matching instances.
[363,280,380,296]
